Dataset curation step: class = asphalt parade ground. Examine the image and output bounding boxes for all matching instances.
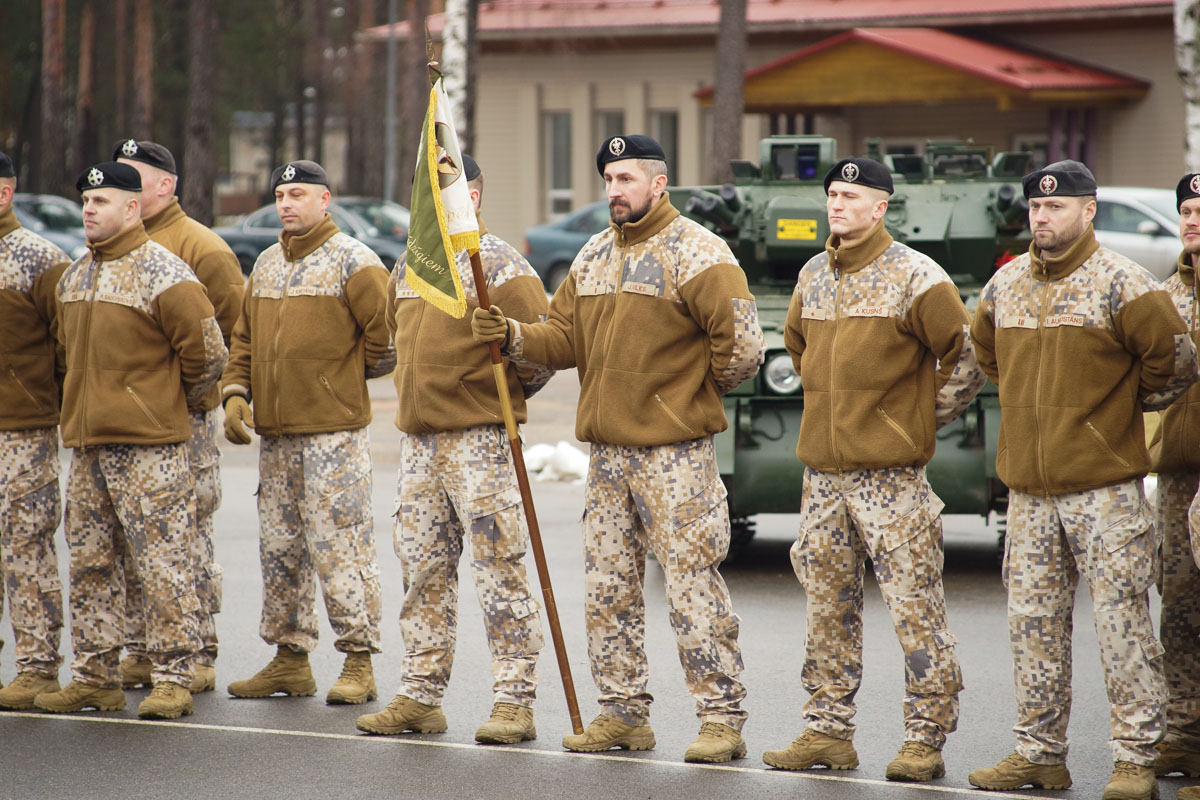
[0,374,1191,799]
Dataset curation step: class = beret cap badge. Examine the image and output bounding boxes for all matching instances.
[841,162,860,183]
[281,164,297,181]
[1039,175,1058,194]
[87,168,104,187]
[609,138,626,157]
[1191,175,1200,194]
[121,139,138,157]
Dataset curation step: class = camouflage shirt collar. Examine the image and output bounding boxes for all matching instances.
[143,197,185,236]
[826,218,893,274]
[1030,224,1099,282]
[613,192,678,248]
[1177,249,1195,288]
[281,213,339,261]
[0,204,19,239]
[88,221,149,262]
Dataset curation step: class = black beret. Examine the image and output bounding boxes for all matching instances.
[271,160,329,191]
[76,161,142,194]
[113,139,177,175]
[824,157,894,196]
[596,134,666,175]
[462,153,481,181]
[1178,173,1200,211]
[0,151,13,179]
[1022,160,1097,199]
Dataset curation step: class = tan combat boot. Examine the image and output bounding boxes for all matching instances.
[119,654,153,689]
[886,741,946,781]
[475,702,536,744]
[227,646,317,698]
[1155,741,1200,777]
[33,681,126,713]
[326,651,376,705]
[190,663,216,694]
[562,714,656,753]
[137,682,194,719]
[763,728,859,771]
[0,672,60,710]
[356,695,448,735]
[969,752,1072,790]
[1101,762,1158,800]
[684,721,747,763]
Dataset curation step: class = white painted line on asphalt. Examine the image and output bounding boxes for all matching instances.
[0,712,1052,800]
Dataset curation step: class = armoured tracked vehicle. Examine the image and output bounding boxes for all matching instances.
[674,135,1033,557]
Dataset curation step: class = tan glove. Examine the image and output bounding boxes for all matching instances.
[223,396,255,445]
[471,304,511,346]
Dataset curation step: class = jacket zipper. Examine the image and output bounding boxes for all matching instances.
[273,257,301,429]
[126,386,163,428]
[1085,421,1131,469]
[319,375,355,418]
[654,393,696,436]
[877,406,917,454]
[80,260,98,443]
[829,261,843,472]
[1033,279,1051,495]
[8,368,48,413]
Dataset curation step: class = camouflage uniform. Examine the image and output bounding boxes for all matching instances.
[388,232,552,706]
[0,208,68,679]
[506,193,764,727]
[56,223,227,688]
[257,427,381,653]
[783,222,983,747]
[971,230,1198,766]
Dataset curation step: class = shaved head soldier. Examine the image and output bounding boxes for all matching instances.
[969,160,1199,800]
[472,134,765,762]
[113,139,245,696]
[764,157,984,781]
[357,154,552,743]
[0,152,69,711]
[222,160,395,705]
[34,162,227,720]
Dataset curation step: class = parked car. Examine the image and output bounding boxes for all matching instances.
[214,199,410,274]
[1095,186,1180,281]
[523,200,610,292]
[12,193,88,259]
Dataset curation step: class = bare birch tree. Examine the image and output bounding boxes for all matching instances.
[1177,0,1200,170]
[443,0,468,139]
[709,0,747,184]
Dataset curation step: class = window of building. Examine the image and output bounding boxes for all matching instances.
[1012,134,1048,171]
[544,111,572,219]
[650,110,679,179]
[596,110,624,147]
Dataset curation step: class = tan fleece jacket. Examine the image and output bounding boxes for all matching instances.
[971,226,1197,495]
[0,206,70,431]
[1150,251,1200,474]
[144,198,245,412]
[56,223,228,447]
[388,222,552,434]
[222,214,396,436]
[784,219,985,472]
[507,193,765,446]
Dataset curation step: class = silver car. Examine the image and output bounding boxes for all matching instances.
[1095,187,1180,281]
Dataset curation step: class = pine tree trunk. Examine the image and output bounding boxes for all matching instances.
[710,0,747,184]
[40,0,67,194]
[115,0,129,134]
[1177,0,1200,171]
[183,0,217,224]
[72,1,97,179]
[399,0,430,197]
[133,0,154,134]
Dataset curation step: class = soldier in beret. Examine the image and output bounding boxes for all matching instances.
[221,160,394,706]
[969,160,1198,800]
[0,151,69,711]
[765,156,984,781]
[112,139,244,696]
[1146,172,1200,788]
[34,162,227,720]
[472,134,764,763]
[356,154,552,744]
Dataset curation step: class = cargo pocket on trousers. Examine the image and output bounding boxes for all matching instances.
[318,465,371,533]
[1094,505,1157,604]
[929,629,964,695]
[8,456,60,528]
[205,562,224,612]
[492,596,544,656]
[361,560,382,621]
[138,482,199,615]
[678,611,744,678]
[466,486,523,559]
[668,478,730,573]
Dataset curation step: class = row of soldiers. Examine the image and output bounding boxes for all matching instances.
[1,133,1199,800]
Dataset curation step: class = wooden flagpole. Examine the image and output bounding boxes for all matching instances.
[468,252,583,735]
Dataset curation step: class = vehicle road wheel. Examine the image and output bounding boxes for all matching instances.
[547,263,571,293]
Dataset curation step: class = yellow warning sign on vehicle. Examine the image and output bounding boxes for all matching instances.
[777,219,818,240]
